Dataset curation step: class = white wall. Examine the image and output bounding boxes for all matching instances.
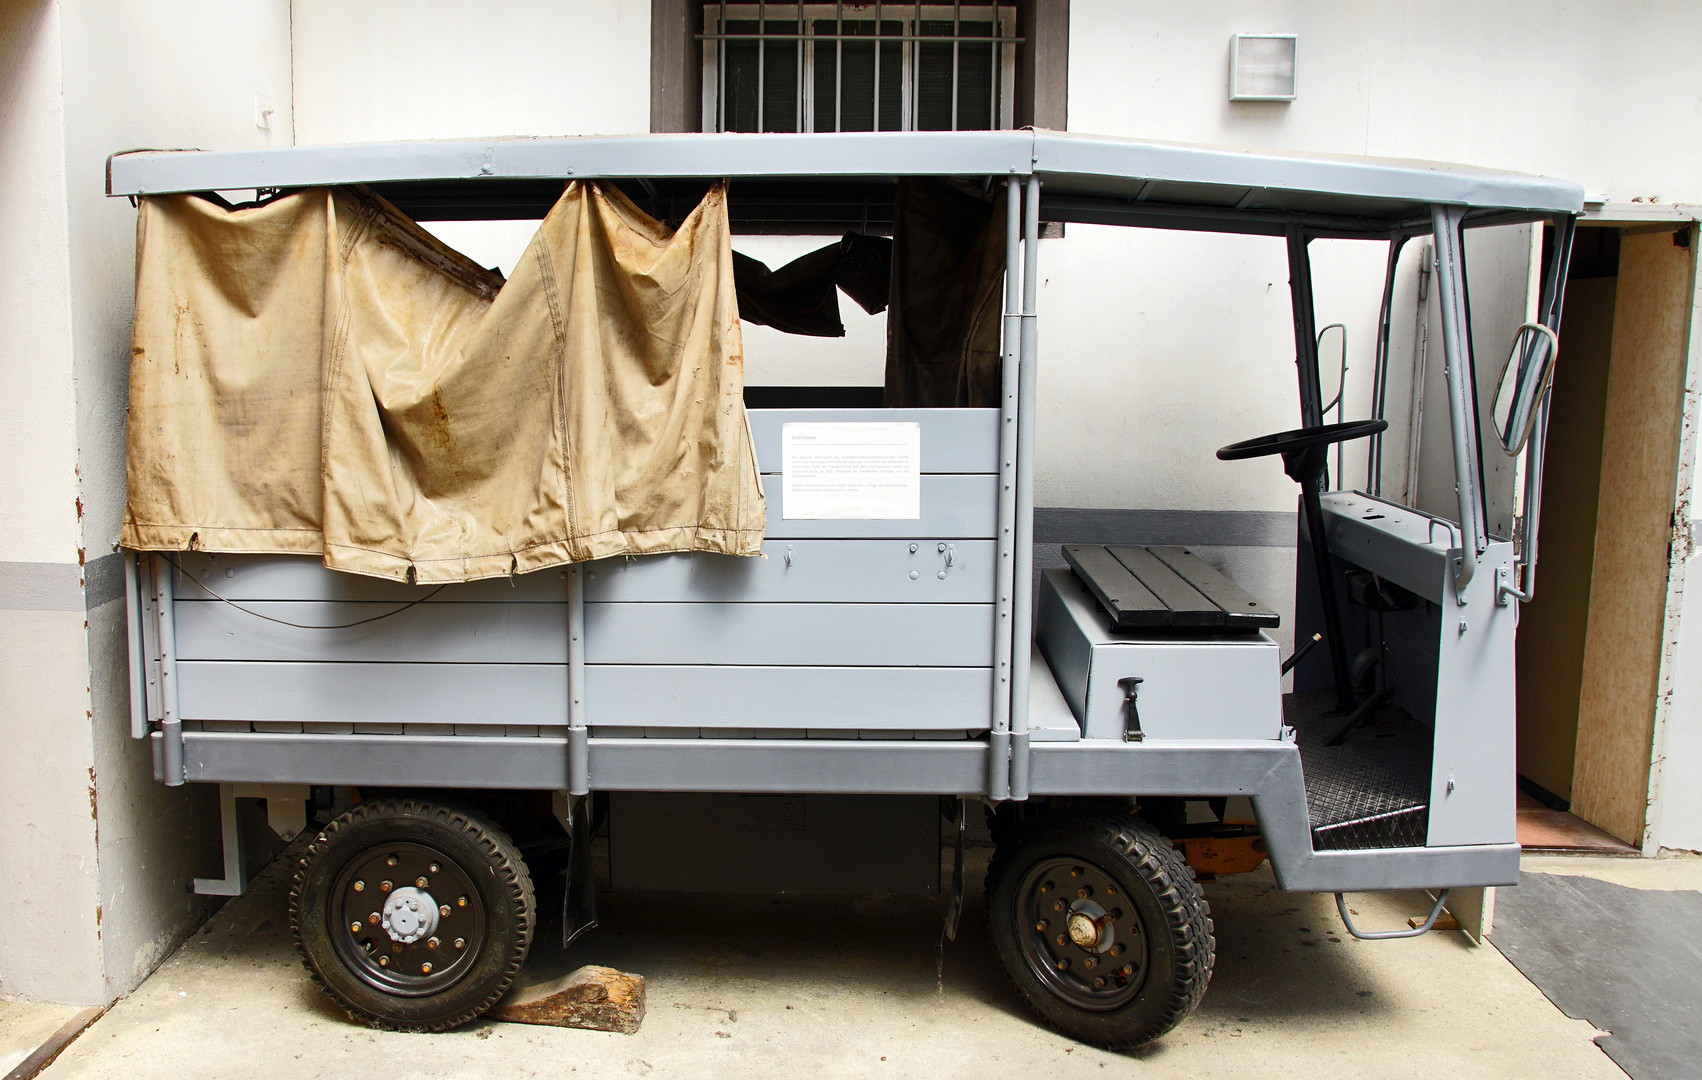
[0,0,292,1004]
[59,0,295,1000]
[291,0,651,144]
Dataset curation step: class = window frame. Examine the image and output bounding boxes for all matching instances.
[700,3,1019,134]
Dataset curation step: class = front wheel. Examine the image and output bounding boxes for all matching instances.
[986,809,1214,1048]
[290,799,535,1031]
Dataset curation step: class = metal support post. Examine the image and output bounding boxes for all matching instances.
[123,551,146,739]
[989,174,1022,801]
[154,555,184,785]
[1430,205,1488,596]
[1009,175,1041,801]
[567,564,589,796]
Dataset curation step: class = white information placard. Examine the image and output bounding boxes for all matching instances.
[781,422,921,519]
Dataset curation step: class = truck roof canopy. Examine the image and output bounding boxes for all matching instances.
[108,129,1584,237]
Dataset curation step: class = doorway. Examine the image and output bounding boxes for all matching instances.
[1515,223,1697,847]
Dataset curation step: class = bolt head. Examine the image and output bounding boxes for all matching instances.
[368,913,380,925]
[386,856,398,867]
[458,897,467,907]
[350,922,362,933]
[421,962,433,974]
[427,937,439,949]
[454,938,465,950]
[1070,867,1081,878]
[1077,887,1090,900]
[378,956,389,966]
[429,863,441,874]
[1056,959,1069,970]
[1122,964,1134,975]
[380,881,392,892]
[1109,943,1124,957]
[415,877,428,888]
[1035,920,1048,932]
[1093,978,1106,988]
[1055,935,1067,947]
[1105,887,1116,897]
[1084,957,1097,969]
[353,881,365,892]
[440,904,451,917]
[1039,882,1051,894]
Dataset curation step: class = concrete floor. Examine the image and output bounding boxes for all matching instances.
[0,997,85,1075]
[29,838,1661,1080]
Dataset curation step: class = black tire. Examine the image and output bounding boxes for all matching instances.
[986,809,1214,1048]
[290,799,535,1032]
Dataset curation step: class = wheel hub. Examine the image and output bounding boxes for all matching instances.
[381,887,440,944]
[329,842,486,997]
[1018,859,1148,1010]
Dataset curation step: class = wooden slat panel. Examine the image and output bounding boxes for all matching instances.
[585,665,991,730]
[175,601,567,663]
[1061,545,1164,628]
[1106,545,1215,616]
[170,553,570,602]
[747,408,999,474]
[177,661,568,726]
[1146,546,1280,628]
[585,603,993,665]
[584,539,995,603]
[762,474,998,538]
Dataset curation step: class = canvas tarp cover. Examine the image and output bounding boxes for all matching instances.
[122,182,766,582]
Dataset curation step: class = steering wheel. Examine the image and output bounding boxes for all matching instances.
[1216,418,1389,461]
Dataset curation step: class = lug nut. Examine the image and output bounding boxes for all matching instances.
[427,937,439,950]
[1053,901,1064,912]
[353,880,365,892]
[1084,957,1097,969]
[1055,935,1067,947]
[440,904,451,917]
[415,877,428,888]
[1056,959,1069,970]
[430,863,441,873]
[386,856,397,867]
[1077,887,1091,899]
[1093,978,1106,988]
[1070,867,1082,878]
[421,962,433,974]
[378,956,389,966]
[458,897,468,907]
[1039,882,1052,894]
[1109,943,1124,957]
[1105,886,1117,897]
[1036,920,1049,932]
[1122,964,1134,975]
[454,938,465,950]
[350,922,363,933]
[368,913,380,925]
[380,881,392,892]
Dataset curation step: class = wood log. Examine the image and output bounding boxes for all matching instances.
[491,966,645,1034]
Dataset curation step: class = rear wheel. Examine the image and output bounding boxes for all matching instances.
[290,799,535,1031]
[987,809,1214,1048]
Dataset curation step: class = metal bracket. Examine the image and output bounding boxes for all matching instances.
[1334,888,1452,940]
[193,783,249,896]
[1118,677,1145,742]
[553,791,599,948]
[943,798,967,942]
[1496,564,1531,606]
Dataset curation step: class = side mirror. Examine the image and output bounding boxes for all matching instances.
[1493,322,1560,455]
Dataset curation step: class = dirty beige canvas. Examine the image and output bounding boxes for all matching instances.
[123,182,765,582]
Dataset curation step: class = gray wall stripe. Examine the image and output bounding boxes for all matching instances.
[84,552,126,611]
[1034,507,1297,548]
[0,561,86,612]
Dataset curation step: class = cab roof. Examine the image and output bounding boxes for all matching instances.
[108,129,1584,238]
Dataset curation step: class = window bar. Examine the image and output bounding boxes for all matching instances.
[992,9,1001,128]
[872,0,881,131]
[796,11,804,131]
[951,0,960,131]
[756,0,767,132]
[834,0,842,132]
[718,0,727,131]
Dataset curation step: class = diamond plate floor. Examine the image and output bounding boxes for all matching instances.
[1285,689,1433,850]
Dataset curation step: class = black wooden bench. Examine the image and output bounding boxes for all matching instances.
[1061,544,1280,633]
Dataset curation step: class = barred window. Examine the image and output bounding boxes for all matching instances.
[701,4,1018,133]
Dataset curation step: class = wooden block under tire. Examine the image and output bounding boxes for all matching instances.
[492,966,646,1034]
